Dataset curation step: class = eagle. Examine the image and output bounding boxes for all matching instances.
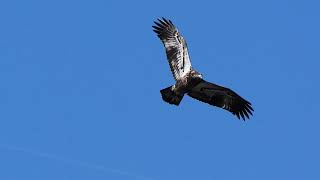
[152,18,254,120]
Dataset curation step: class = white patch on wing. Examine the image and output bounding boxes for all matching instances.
[154,19,192,81]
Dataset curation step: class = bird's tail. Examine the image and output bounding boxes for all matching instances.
[160,86,184,106]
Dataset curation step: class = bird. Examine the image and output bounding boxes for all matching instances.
[152,17,254,120]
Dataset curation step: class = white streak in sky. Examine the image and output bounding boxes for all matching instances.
[0,144,154,180]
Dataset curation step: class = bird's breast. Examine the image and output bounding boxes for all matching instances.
[174,76,202,94]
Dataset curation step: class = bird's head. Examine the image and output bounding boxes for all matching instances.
[191,70,203,79]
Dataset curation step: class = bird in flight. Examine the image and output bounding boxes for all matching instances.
[152,18,254,120]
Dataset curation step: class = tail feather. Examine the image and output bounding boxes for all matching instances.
[160,86,184,106]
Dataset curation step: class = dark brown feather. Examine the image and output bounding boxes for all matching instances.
[187,80,254,121]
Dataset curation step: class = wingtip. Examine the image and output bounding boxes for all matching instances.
[239,111,245,120]
[243,111,250,119]
[168,19,174,26]
[152,29,159,34]
[235,113,240,119]
[153,17,175,29]
[162,17,174,27]
[162,17,169,23]
[234,110,251,121]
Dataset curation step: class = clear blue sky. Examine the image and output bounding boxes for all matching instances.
[0,0,319,179]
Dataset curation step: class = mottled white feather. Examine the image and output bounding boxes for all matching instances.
[153,18,192,80]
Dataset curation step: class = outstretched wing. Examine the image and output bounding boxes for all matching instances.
[152,18,192,80]
[187,80,254,120]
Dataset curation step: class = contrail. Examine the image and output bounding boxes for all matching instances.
[0,144,154,180]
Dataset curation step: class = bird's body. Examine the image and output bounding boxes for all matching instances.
[172,70,203,95]
[153,18,254,120]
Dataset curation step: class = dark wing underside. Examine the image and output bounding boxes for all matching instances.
[152,18,192,80]
[187,80,254,120]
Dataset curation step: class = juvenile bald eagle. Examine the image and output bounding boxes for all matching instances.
[152,18,254,120]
